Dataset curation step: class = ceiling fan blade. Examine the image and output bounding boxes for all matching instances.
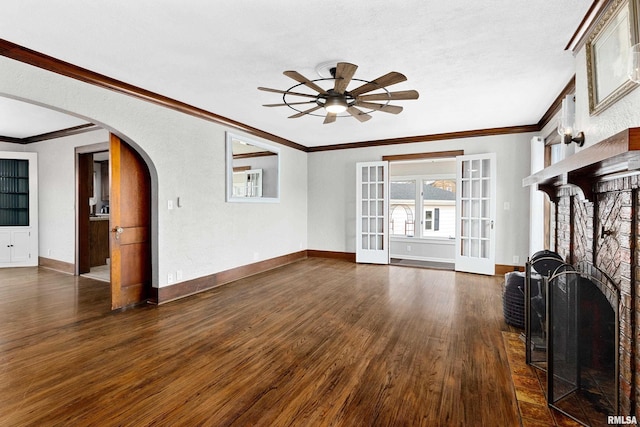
[258,87,318,99]
[355,101,403,114]
[333,62,358,94]
[283,71,328,94]
[346,106,372,122]
[288,105,324,118]
[357,90,420,101]
[323,112,337,124]
[349,72,408,97]
[262,101,316,107]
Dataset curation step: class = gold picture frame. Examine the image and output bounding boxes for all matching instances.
[586,0,639,115]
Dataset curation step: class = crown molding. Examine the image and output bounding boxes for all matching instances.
[0,38,306,152]
[0,123,99,144]
[0,135,23,144]
[306,124,540,152]
[565,0,611,53]
[537,76,576,131]
[0,38,571,153]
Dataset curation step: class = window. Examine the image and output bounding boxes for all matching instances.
[390,176,454,238]
[423,207,440,232]
[424,209,433,231]
[226,132,280,203]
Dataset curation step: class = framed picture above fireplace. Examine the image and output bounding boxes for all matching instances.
[586,0,640,115]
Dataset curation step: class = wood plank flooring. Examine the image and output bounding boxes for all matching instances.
[0,258,520,426]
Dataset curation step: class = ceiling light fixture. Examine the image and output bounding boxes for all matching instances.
[258,62,419,124]
[324,98,348,114]
[323,90,349,114]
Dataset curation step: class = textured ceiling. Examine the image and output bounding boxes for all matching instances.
[0,1,592,147]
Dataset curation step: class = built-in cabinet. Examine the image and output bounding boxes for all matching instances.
[89,217,109,267]
[0,152,38,267]
[0,230,31,264]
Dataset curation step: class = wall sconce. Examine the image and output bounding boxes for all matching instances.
[557,94,585,147]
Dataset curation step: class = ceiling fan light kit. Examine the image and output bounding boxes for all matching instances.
[258,62,419,124]
[322,90,351,114]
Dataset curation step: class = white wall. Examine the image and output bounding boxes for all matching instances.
[529,136,545,255]
[0,142,25,151]
[308,133,534,266]
[575,47,640,148]
[29,129,109,263]
[527,34,640,258]
[0,56,308,287]
[390,237,455,262]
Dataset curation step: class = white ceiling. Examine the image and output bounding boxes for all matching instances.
[0,1,592,148]
[0,97,90,139]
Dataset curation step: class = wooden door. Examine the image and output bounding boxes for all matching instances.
[110,134,151,309]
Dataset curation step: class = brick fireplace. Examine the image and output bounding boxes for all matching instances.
[524,128,640,416]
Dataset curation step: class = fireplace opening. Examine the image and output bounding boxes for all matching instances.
[546,263,618,426]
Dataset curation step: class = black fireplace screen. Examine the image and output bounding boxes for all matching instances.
[548,264,580,405]
[527,259,619,426]
[525,250,563,370]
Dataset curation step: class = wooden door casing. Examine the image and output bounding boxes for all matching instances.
[77,152,93,274]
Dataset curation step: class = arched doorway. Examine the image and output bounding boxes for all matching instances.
[77,133,153,310]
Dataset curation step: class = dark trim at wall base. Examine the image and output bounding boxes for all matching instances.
[155,250,309,304]
[495,264,525,275]
[307,250,356,262]
[39,256,75,274]
[152,249,520,304]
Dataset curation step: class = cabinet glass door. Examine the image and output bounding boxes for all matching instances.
[0,159,29,226]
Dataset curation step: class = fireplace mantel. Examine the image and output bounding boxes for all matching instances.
[523,127,640,200]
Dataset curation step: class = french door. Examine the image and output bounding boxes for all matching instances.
[356,161,389,264]
[455,153,496,275]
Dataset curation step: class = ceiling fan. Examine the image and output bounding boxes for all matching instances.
[258,62,419,124]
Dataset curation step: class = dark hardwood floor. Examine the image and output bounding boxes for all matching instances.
[0,258,520,426]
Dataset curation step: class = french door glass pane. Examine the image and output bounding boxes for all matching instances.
[459,158,489,260]
[360,165,385,250]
